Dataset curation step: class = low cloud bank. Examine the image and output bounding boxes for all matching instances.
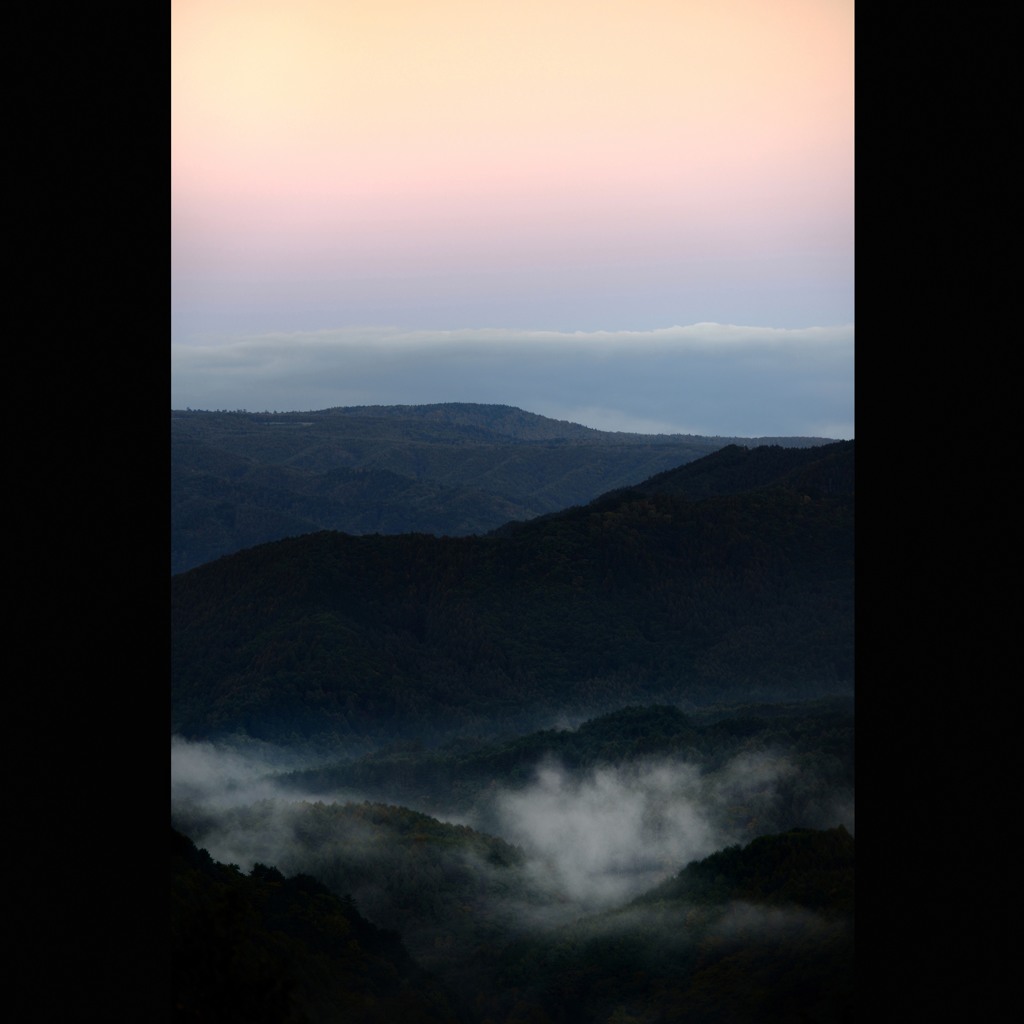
[171,323,854,439]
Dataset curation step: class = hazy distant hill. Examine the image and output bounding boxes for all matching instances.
[172,403,838,573]
[171,440,853,743]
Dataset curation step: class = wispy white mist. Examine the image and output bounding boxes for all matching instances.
[171,736,849,927]
[492,753,796,910]
[171,734,332,810]
[171,735,362,872]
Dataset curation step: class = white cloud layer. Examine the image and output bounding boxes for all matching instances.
[171,323,854,438]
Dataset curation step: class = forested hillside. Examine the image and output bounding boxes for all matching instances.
[172,403,838,573]
[171,436,855,1020]
[171,827,463,1023]
[276,700,854,829]
[485,825,854,1024]
[171,816,853,1024]
[172,441,853,743]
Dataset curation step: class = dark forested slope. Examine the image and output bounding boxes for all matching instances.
[172,404,838,573]
[171,827,463,1023]
[484,826,854,1024]
[172,817,853,1024]
[172,441,853,743]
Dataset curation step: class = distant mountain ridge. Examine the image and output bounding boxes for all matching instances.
[172,403,839,573]
[172,440,853,743]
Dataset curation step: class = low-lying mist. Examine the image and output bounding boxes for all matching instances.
[488,752,787,909]
[171,731,853,930]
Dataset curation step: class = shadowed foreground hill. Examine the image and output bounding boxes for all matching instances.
[485,826,854,1024]
[172,441,853,744]
[171,820,853,1024]
[172,403,838,573]
[171,827,462,1024]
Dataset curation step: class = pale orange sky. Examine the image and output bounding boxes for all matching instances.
[173,0,853,342]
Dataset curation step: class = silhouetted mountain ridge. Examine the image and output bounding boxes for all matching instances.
[172,404,839,573]
[172,441,853,743]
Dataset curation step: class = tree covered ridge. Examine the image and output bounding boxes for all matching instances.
[170,827,463,1023]
[172,442,853,743]
[172,821,853,1024]
[485,826,853,1024]
[172,404,840,573]
[278,700,853,831]
[636,824,855,914]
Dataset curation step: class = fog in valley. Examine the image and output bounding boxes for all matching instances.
[171,728,854,932]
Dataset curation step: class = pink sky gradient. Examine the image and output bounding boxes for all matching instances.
[173,0,853,338]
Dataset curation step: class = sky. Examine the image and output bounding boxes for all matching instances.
[172,0,854,438]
